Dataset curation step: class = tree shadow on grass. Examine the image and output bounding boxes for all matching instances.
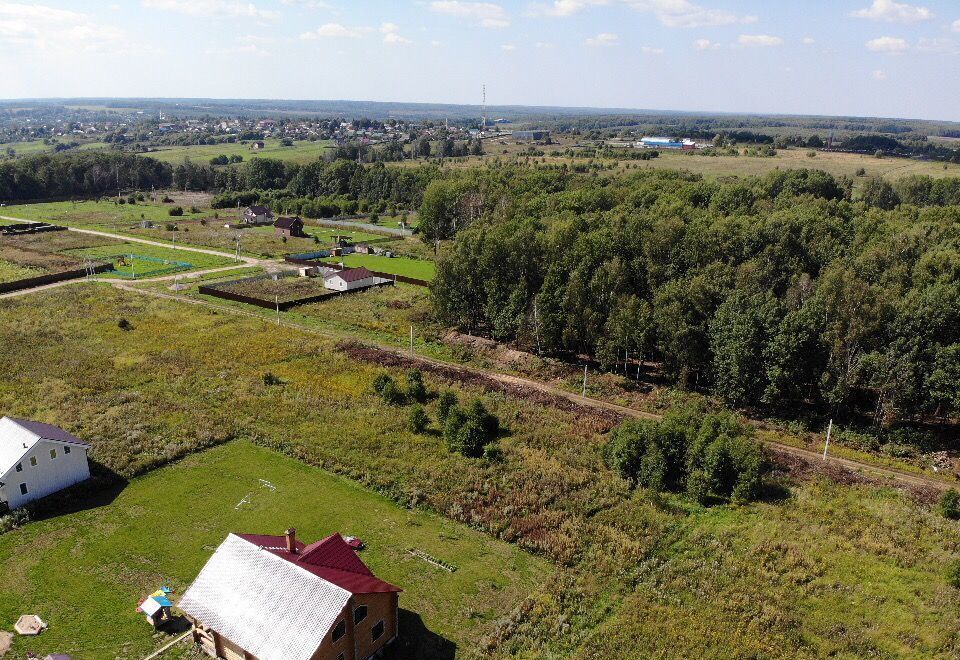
[383,609,456,660]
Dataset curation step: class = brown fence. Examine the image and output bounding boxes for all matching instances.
[198,278,394,311]
[0,263,112,295]
[282,257,431,288]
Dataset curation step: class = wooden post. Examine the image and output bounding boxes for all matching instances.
[823,419,833,460]
[581,364,588,397]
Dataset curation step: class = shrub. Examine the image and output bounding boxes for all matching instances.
[189,205,201,214]
[168,206,184,217]
[408,404,429,434]
[165,223,177,232]
[262,372,282,386]
[406,369,427,402]
[940,489,960,520]
[482,443,504,463]
[117,318,133,331]
[162,196,174,203]
[947,560,960,588]
[372,373,403,405]
[437,391,458,424]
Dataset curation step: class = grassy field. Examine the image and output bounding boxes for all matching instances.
[0,441,548,659]
[64,243,234,278]
[144,139,333,165]
[1,200,208,228]
[2,287,960,656]
[0,201,411,260]
[323,253,436,281]
[0,258,42,283]
[216,274,335,303]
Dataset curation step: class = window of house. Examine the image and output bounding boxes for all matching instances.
[15,463,22,472]
[332,619,346,643]
[29,456,37,467]
[64,446,71,454]
[371,620,384,642]
[50,448,57,459]
[354,605,368,624]
[19,483,28,495]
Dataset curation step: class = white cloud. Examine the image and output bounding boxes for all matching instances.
[585,32,618,46]
[526,0,608,17]
[738,34,783,47]
[280,0,335,8]
[866,35,909,52]
[430,1,510,28]
[622,0,756,28]
[872,69,887,79]
[916,37,960,54]
[141,0,278,19]
[693,38,712,49]
[500,43,515,50]
[0,2,131,52]
[207,36,272,57]
[380,22,412,44]
[640,45,664,54]
[300,22,371,39]
[430,39,442,46]
[952,19,960,32]
[852,0,932,23]
[535,41,554,48]
[802,36,815,45]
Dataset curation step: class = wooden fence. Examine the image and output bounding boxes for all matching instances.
[0,263,112,295]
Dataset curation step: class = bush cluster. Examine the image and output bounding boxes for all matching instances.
[442,396,500,459]
[603,408,767,504]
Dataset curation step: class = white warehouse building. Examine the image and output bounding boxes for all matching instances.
[0,417,92,511]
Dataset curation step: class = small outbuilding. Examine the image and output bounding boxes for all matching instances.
[323,267,378,292]
[274,216,306,238]
[242,205,274,225]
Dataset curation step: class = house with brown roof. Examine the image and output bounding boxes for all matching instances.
[179,529,400,660]
[274,216,306,238]
[242,206,274,225]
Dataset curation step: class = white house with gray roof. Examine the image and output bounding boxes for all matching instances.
[0,417,91,511]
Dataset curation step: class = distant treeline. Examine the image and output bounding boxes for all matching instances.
[426,165,960,427]
[0,152,170,202]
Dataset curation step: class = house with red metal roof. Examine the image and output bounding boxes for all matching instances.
[322,267,381,292]
[0,417,91,512]
[179,529,400,660]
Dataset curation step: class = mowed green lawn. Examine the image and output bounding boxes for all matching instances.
[145,139,333,165]
[323,253,436,281]
[65,243,235,277]
[0,441,549,660]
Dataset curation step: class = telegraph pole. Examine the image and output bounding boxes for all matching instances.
[822,419,833,460]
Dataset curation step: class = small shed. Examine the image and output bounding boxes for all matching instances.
[274,217,306,238]
[323,267,378,292]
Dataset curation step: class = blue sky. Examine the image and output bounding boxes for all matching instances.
[1,0,959,120]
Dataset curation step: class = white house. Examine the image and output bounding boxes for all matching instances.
[0,417,91,511]
[323,267,381,292]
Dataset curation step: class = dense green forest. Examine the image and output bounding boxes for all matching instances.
[427,166,960,428]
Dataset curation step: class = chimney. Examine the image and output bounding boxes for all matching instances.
[285,528,297,554]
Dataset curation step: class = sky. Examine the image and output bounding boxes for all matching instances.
[1,0,960,121]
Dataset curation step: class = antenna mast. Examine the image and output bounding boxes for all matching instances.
[482,84,487,135]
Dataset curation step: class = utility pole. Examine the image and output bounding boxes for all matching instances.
[409,325,414,354]
[275,295,280,325]
[581,364,588,397]
[822,419,833,460]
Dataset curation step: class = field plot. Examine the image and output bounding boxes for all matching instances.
[0,441,548,659]
[213,273,336,303]
[1,200,208,228]
[144,139,333,164]
[0,242,88,276]
[65,243,234,278]
[322,253,436,281]
[0,259,41,283]
[3,288,959,658]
